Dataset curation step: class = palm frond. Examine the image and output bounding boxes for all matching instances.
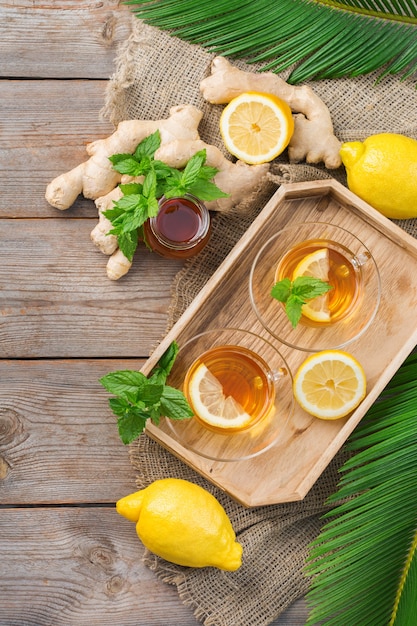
[305,351,417,626]
[127,0,417,83]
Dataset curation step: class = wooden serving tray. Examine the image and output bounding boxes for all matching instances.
[143,180,417,506]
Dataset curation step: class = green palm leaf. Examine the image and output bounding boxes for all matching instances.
[305,351,417,625]
[127,0,417,83]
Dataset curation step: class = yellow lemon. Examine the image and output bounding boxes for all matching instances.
[291,248,331,323]
[340,133,417,219]
[116,478,242,571]
[293,350,366,420]
[187,363,252,430]
[219,91,294,164]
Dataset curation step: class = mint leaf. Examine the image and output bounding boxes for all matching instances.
[102,204,127,226]
[181,150,206,187]
[117,230,139,262]
[285,294,305,328]
[133,130,161,159]
[100,341,193,445]
[119,203,149,233]
[160,386,194,420]
[142,169,157,200]
[149,341,179,383]
[109,155,144,177]
[117,410,149,445]
[109,397,141,417]
[119,182,143,196]
[196,165,219,181]
[271,276,333,328]
[271,277,292,302]
[293,275,333,299]
[147,195,159,218]
[100,370,148,398]
[140,382,164,405]
[187,179,230,202]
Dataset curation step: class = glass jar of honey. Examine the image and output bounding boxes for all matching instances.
[143,194,211,259]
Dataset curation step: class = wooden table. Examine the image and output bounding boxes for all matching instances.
[0,3,308,623]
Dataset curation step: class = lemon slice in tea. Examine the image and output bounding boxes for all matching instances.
[293,350,366,419]
[187,363,253,430]
[292,247,331,323]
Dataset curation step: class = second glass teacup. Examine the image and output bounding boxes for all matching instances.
[165,327,294,462]
[249,222,381,352]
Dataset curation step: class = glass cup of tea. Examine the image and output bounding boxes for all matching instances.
[165,328,294,462]
[249,222,381,352]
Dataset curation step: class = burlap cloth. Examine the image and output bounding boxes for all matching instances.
[101,17,417,626]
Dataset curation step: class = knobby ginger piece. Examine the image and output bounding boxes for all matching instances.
[45,105,203,210]
[200,57,341,169]
[155,139,269,212]
[106,249,132,281]
[90,187,123,255]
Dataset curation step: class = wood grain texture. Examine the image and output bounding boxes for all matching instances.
[0,507,202,625]
[0,506,309,625]
[0,80,116,218]
[0,1,132,79]
[0,359,142,504]
[0,219,182,357]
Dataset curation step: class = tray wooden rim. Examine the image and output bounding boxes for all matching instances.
[143,179,417,506]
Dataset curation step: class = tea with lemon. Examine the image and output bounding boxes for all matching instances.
[183,345,275,433]
[276,239,361,326]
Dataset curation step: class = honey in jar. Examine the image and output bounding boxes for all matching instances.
[143,194,211,259]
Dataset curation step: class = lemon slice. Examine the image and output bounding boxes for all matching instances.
[292,248,331,323]
[187,363,252,430]
[219,91,294,165]
[293,350,366,420]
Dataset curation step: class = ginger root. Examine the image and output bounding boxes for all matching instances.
[91,187,122,255]
[106,249,132,281]
[200,56,342,169]
[45,105,203,210]
[155,139,269,212]
[46,101,271,280]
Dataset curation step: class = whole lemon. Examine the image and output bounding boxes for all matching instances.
[340,133,417,219]
[116,478,242,571]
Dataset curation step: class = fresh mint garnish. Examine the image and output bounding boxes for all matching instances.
[271,276,333,328]
[100,341,193,445]
[104,131,229,262]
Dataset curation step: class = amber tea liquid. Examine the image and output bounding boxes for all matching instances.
[276,239,362,326]
[184,345,275,433]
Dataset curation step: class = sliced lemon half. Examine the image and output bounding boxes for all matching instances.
[187,363,252,430]
[292,248,331,323]
[219,91,294,165]
[293,350,366,420]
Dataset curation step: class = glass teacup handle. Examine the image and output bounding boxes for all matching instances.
[353,250,372,268]
[268,367,289,384]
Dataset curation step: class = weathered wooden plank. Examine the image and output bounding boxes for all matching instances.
[0,219,182,358]
[0,507,309,625]
[0,359,142,505]
[0,1,132,79]
[0,80,116,218]
[0,507,202,625]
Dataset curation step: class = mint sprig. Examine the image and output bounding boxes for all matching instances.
[271,276,333,328]
[99,341,193,445]
[104,131,229,262]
